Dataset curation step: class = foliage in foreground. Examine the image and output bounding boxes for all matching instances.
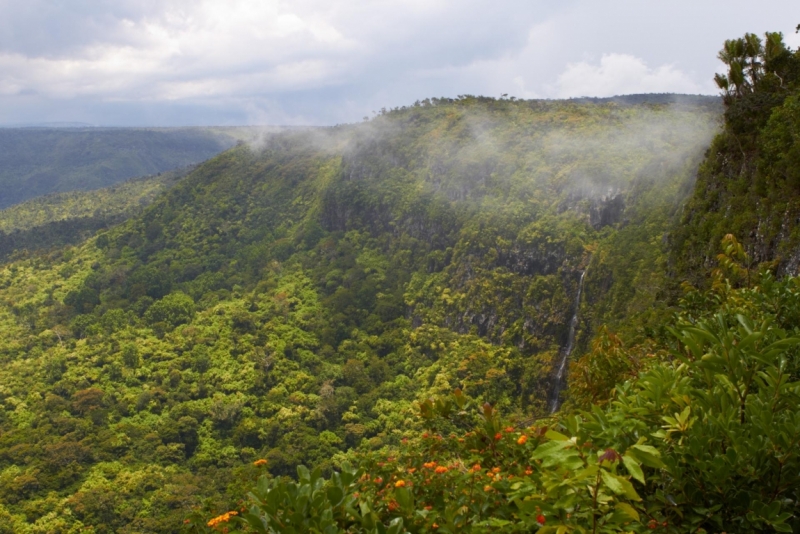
[199,242,800,533]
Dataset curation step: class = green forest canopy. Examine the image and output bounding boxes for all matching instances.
[0,28,798,534]
[0,95,722,532]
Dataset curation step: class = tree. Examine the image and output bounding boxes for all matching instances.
[144,291,195,329]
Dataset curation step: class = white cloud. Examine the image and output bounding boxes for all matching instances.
[551,54,706,98]
[0,0,796,125]
[786,30,800,49]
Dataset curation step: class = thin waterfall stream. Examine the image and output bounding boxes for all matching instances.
[548,268,587,413]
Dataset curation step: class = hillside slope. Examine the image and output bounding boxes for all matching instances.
[0,167,192,263]
[0,96,718,532]
[202,33,800,534]
[0,128,237,209]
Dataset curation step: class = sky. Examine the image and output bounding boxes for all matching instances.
[0,0,798,126]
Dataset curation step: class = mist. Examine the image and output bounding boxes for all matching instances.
[270,97,724,213]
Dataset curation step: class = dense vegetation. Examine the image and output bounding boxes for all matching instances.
[0,94,720,532]
[0,128,237,209]
[0,167,193,262]
[192,32,800,534]
[192,245,800,533]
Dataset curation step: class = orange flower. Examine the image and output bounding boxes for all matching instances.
[374,477,383,484]
[483,485,493,492]
[395,480,406,488]
[388,500,399,512]
[207,511,238,528]
[494,432,502,441]
[525,468,533,475]
[434,466,448,474]
[407,468,417,474]
[504,426,515,433]
[470,463,481,472]
[253,459,268,467]
[423,461,437,469]
[491,467,501,473]
[517,435,528,445]
[432,523,439,529]
[536,514,546,525]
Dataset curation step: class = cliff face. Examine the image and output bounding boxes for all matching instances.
[317,99,719,352]
[671,41,800,283]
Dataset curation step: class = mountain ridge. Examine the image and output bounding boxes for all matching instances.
[0,95,723,532]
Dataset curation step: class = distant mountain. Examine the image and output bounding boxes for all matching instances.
[0,128,239,208]
[0,122,98,128]
[566,93,721,107]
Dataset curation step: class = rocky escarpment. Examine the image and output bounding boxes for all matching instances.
[559,185,627,231]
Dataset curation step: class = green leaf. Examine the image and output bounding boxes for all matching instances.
[600,470,642,501]
[544,430,570,441]
[615,502,640,522]
[630,444,666,469]
[676,405,692,425]
[386,517,405,534]
[622,454,645,484]
[531,440,579,468]
[531,440,569,460]
[326,486,344,507]
[395,487,413,511]
[297,465,311,482]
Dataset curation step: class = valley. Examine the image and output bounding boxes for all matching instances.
[0,96,720,532]
[0,29,797,534]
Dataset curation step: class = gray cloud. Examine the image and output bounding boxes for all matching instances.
[0,0,797,126]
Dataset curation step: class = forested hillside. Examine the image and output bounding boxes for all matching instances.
[193,31,800,534]
[0,167,191,263]
[0,95,720,532]
[0,128,237,209]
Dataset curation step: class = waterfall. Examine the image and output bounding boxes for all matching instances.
[548,269,587,413]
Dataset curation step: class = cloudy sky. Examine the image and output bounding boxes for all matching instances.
[0,0,798,126]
